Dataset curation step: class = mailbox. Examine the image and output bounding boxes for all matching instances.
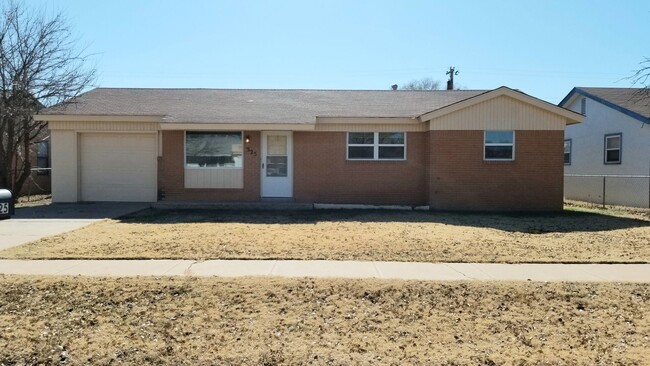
[0,189,14,218]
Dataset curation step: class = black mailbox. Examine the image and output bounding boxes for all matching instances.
[0,189,14,218]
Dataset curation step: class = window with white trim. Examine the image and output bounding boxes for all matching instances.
[604,133,621,164]
[347,132,406,160]
[185,131,243,168]
[564,139,572,165]
[484,130,514,160]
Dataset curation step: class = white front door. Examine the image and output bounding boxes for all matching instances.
[261,131,293,198]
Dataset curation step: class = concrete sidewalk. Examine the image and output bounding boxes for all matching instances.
[0,259,648,282]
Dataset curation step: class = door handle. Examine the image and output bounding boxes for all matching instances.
[262,163,265,169]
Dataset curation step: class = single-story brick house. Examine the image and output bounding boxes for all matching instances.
[35,86,582,211]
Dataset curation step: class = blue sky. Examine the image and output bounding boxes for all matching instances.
[31,0,650,103]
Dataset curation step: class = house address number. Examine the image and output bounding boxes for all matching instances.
[0,202,8,214]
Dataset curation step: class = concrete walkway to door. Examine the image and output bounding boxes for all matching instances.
[0,259,648,282]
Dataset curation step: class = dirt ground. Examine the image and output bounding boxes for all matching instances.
[15,194,51,208]
[0,276,648,366]
[2,202,649,263]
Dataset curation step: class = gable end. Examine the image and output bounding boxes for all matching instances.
[429,95,568,130]
[560,88,650,124]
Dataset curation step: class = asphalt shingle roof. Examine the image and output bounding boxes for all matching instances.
[577,87,650,120]
[41,88,487,124]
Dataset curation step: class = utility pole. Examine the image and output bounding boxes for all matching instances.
[446,66,459,90]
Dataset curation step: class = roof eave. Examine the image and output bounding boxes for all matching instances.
[561,88,650,124]
[33,114,166,122]
[160,122,316,131]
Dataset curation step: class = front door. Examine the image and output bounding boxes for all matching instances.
[261,131,292,197]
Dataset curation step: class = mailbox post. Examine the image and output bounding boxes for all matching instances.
[0,189,15,218]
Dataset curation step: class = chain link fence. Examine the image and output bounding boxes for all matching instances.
[18,168,51,197]
[565,174,650,208]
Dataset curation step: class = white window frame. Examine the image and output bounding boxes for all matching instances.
[184,131,244,169]
[604,133,622,165]
[484,130,515,161]
[346,132,407,161]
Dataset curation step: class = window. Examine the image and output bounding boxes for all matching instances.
[266,135,288,177]
[564,139,572,165]
[580,97,586,115]
[484,131,514,160]
[185,132,243,168]
[604,133,621,164]
[36,140,49,175]
[347,132,406,160]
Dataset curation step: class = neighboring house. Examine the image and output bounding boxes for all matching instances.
[3,131,51,197]
[18,133,51,196]
[560,88,650,208]
[34,86,582,211]
[1,90,51,197]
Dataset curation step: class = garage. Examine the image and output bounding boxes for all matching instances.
[79,133,157,202]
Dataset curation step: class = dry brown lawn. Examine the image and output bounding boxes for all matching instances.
[0,276,648,365]
[2,203,649,263]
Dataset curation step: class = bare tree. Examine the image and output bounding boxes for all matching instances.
[630,56,650,99]
[0,1,95,195]
[400,77,441,90]
[631,57,650,86]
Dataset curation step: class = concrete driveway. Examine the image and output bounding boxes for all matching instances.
[0,202,150,250]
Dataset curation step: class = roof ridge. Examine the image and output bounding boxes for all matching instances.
[577,86,646,91]
[91,87,489,92]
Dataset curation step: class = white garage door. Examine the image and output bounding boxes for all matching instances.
[80,133,157,202]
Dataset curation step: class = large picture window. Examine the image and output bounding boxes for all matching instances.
[604,133,621,164]
[347,132,405,160]
[185,132,243,168]
[484,130,515,160]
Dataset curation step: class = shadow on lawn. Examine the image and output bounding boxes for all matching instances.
[118,208,650,234]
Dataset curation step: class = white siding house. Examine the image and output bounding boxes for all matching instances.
[560,88,650,208]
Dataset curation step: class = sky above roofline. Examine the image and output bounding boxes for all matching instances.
[27,0,650,104]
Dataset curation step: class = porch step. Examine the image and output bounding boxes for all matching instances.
[152,201,314,211]
[152,201,430,212]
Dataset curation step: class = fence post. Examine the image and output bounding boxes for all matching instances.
[602,176,606,209]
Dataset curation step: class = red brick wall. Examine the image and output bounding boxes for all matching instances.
[159,129,564,210]
[428,130,564,211]
[293,132,427,205]
[158,130,261,201]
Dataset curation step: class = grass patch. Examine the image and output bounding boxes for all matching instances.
[0,276,648,365]
[2,206,649,263]
[564,200,650,220]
